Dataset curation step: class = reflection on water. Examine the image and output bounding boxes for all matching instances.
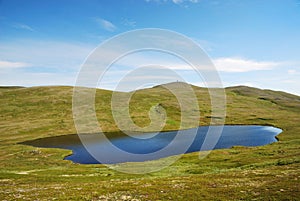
[22,125,281,164]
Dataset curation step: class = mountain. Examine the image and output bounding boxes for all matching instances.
[0,83,299,142]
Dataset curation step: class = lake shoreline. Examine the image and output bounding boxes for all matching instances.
[21,125,282,165]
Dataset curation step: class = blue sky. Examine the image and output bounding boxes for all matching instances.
[0,0,300,95]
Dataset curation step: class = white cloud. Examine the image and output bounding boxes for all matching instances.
[213,57,279,72]
[108,52,281,73]
[0,71,77,87]
[287,69,300,75]
[13,23,34,31]
[95,18,117,32]
[0,60,30,69]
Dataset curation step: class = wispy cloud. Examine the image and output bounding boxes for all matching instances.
[13,23,34,31]
[95,17,117,32]
[0,60,30,69]
[103,51,281,73]
[213,57,280,72]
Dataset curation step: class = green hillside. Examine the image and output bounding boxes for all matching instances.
[0,83,299,200]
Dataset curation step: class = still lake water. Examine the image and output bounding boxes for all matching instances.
[23,125,281,164]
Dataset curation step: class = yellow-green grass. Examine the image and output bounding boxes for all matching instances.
[0,83,299,200]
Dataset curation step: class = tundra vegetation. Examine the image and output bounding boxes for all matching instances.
[0,83,299,200]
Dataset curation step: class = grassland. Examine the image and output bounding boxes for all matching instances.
[0,83,299,200]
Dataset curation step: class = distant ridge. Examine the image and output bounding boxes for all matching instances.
[0,86,24,89]
[0,83,299,98]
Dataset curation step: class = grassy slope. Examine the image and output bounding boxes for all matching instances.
[0,84,299,200]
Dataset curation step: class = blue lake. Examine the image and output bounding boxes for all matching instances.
[23,125,282,164]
